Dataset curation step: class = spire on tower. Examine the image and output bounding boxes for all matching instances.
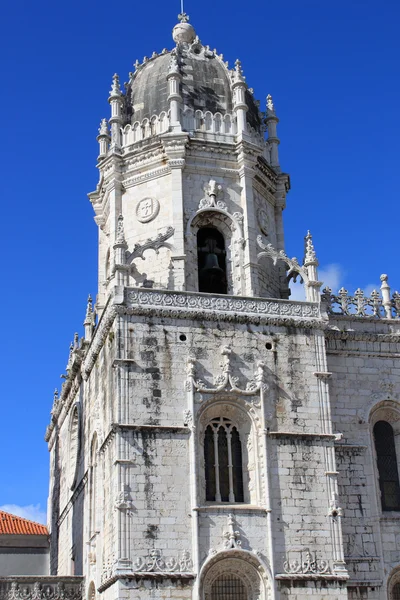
[265,93,280,170]
[304,230,318,267]
[266,94,275,113]
[234,59,245,83]
[84,294,94,341]
[109,73,122,98]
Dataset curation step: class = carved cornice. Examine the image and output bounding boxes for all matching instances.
[124,288,322,328]
[325,329,400,343]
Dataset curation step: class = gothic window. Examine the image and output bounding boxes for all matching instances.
[204,417,244,503]
[197,227,227,295]
[211,574,247,600]
[373,420,400,511]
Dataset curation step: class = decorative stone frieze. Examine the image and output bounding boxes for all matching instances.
[135,549,193,573]
[0,578,83,600]
[124,288,321,326]
[283,550,330,575]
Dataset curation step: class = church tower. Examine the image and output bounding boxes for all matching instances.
[44,13,375,600]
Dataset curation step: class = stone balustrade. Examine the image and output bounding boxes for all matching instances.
[0,577,83,600]
[322,274,400,319]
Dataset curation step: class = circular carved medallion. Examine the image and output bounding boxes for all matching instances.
[136,197,160,223]
[257,207,269,236]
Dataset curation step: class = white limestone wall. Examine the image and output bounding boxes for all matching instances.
[112,312,344,597]
[122,175,174,289]
[327,318,400,598]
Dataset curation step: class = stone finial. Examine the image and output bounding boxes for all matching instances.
[173,14,196,44]
[266,94,275,112]
[234,59,245,82]
[109,73,122,97]
[84,294,93,324]
[98,118,109,137]
[168,54,180,75]
[380,274,393,319]
[134,59,140,70]
[54,388,59,401]
[304,231,318,266]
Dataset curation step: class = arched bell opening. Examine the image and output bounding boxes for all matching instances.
[197,227,228,295]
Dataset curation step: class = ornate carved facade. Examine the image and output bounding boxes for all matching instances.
[38,12,400,600]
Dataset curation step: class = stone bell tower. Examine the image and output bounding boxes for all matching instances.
[88,13,292,312]
[45,12,351,600]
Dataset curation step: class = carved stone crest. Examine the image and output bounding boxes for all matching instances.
[136,197,160,223]
[257,207,269,236]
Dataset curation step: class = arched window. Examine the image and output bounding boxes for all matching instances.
[204,417,244,503]
[197,227,227,295]
[211,574,247,600]
[373,420,400,511]
[393,583,400,600]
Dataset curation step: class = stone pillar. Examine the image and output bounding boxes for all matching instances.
[167,54,182,132]
[97,119,110,159]
[232,60,248,134]
[108,74,123,150]
[265,95,280,171]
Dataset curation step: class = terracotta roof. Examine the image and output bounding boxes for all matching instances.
[0,510,48,536]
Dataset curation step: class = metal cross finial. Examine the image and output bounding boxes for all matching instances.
[178,0,189,23]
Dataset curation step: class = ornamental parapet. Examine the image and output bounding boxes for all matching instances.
[123,287,322,327]
[322,274,399,320]
[0,577,83,600]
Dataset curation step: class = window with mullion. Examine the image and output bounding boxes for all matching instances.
[204,417,244,503]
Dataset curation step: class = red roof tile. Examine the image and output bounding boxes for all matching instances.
[0,510,48,536]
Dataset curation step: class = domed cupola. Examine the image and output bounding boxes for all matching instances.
[123,13,263,136]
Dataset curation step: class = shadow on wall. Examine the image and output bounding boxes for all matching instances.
[50,435,60,575]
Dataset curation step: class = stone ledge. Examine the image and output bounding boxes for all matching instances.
[276,573,349,581]
[124,287,322,327]
[268,431,337,440]
[98,573,194,592]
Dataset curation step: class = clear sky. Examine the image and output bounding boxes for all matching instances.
[0,0,399,524]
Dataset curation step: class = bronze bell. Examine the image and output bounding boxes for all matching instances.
[200,253,224,276]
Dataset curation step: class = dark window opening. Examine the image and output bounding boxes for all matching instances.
[374,420,400,511]
[197,227,227,294]
[204,417,244,503]
[211,574,247,600]
[393,582,400,600]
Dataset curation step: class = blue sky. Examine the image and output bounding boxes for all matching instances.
[0,0,399,524]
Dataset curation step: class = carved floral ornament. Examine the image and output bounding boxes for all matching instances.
[3,580,83,600]
[283,550,330,575]
[186,345,268,398]
[135,549,193,573]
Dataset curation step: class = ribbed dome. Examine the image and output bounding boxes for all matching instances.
[124,36,262,132]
